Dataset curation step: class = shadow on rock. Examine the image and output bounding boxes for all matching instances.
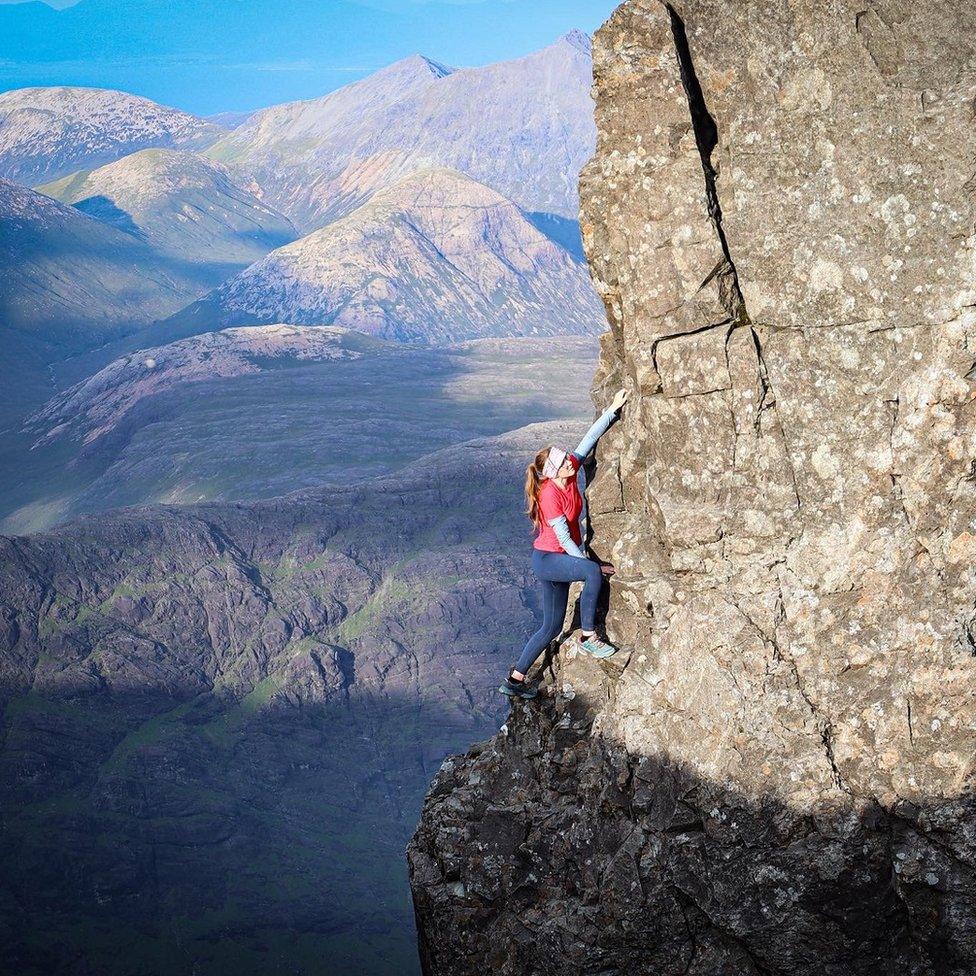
[409,654,976,976]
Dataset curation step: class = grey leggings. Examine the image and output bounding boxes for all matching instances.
[514,549,603,674]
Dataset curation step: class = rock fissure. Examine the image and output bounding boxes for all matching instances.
[649,317,733,388]
[666,3,746,330]
[735,587,849,795]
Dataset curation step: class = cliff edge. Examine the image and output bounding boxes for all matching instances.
[408,1,976,973]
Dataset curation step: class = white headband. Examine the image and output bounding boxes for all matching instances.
[542,446,567,479]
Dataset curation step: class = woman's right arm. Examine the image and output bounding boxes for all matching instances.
[572,389,629,460]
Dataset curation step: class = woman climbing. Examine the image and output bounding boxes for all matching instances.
[499,388,630,699]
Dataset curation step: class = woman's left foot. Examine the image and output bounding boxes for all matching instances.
[498,670,539,699]
[578,633,618,658]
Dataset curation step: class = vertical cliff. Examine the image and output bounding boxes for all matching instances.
[408,1,976,973]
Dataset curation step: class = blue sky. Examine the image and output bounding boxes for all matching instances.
[0,0,619,115]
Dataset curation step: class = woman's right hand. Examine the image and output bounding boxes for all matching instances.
[610,388,629,412]
[599,561,616,576]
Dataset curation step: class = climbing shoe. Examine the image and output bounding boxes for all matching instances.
[578,633,618,658]
[498,670,539,700]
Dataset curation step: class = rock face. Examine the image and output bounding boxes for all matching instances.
[408,2,976,973]
[159,168,606,345]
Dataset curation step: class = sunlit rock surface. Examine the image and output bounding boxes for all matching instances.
[409,2,976,972]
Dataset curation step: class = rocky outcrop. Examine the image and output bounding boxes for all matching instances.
[408,2,976,973]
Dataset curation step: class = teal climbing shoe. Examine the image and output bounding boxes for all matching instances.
[578,634,618,658]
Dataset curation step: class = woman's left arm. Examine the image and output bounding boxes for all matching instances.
[572,389,629,461]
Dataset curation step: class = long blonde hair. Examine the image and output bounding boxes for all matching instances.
[524,447,553,532]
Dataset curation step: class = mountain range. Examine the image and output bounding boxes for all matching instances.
[0,85,224,184]
[159,167,605,345]
[0,176,191,339]
[0,416,591,975]
[0,0,611,116]
[0,30,608,554]
[0,24,609,976]
[205,32,596,231]
[37,148,297,288]
[1,33,597,406]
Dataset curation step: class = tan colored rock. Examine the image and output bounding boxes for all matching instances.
[581,0,976,812]
[410,2,976,972]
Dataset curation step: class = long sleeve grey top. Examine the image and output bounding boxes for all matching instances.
[546,404,619,559]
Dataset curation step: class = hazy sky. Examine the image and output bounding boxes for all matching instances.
[0,0,619,115]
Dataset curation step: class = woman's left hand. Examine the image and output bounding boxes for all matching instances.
[610,388,629,412]
[599,561,616,576]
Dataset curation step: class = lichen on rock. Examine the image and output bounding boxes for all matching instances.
[408,1,976,972]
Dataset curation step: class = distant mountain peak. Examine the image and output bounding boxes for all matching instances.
[156,161,604,347]
[371,52,454,84]
[558,29,592,55]
[407,53,454,78]
[35,146,296,279]
[0,85,223,184]
[370,165,488,199]
[206,34,595,230]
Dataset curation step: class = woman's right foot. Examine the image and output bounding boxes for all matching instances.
[578,633,618,658]
[498,670,539,699]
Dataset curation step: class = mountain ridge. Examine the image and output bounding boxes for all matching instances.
[0,176,194,341]
[0,415,594,973]
[36,148,297,278]
[0,85,224,184]
[156,167,605,346]
[205,32,596,230]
